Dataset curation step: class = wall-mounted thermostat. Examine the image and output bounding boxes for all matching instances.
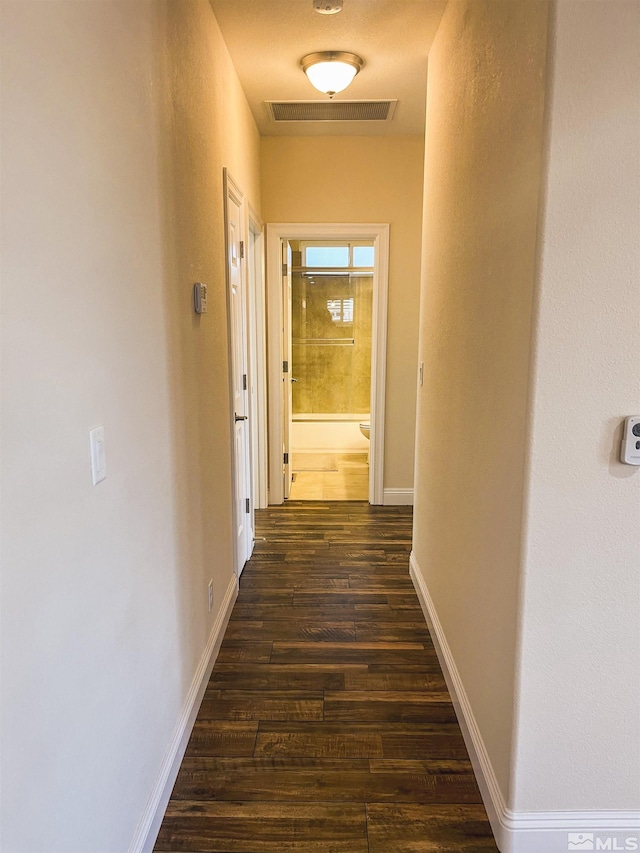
[193,282,208,314]
[620,416,640,465]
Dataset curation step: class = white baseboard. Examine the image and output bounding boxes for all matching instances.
[408,552,640,853]
[409,551,506,845]
[383,488,414,505]
[128,572,239,853]
[499,811,640,853]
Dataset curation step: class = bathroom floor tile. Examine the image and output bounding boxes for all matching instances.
[289,472,325,500]
[290,453,369,501]
[292,453,338,472]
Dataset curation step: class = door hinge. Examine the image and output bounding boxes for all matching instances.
[242,373,247,390]
[283,452,289,465]
[282,262,288,276]
[245,498,250,514]
[283,360,289,373]
[240,240,245,259]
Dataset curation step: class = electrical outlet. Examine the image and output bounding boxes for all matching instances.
[207,580,214,612]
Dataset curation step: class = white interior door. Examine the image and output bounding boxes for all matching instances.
[225,173,252,575]
[282,241,293,499]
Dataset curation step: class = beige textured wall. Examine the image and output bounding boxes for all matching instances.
[412,0,549,802]
[513,0,640,813]
[0,1,259,850]
[261,136,424,491]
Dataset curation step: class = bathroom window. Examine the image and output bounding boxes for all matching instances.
[302,241,374,269]
[352,245,375,267]
[305,245,350,267]
[327,298,354,323]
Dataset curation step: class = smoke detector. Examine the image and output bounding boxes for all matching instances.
[313,0,343,14]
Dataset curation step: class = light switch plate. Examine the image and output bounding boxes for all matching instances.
[89,426,106,485]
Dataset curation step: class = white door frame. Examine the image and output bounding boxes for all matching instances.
[266,222,390,505]
[281,241,293,500]
[247,207,268,510]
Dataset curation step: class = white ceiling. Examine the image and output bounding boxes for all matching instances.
[208,0,446,137]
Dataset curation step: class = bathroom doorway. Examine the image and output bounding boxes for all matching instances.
[289,241,373,500]
[266,223,389,505]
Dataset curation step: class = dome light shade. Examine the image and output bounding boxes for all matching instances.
[301,52,364,97]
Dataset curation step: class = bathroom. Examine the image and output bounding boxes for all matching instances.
[289,240,373,500]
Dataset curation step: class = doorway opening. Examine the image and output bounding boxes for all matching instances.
[266,223,389,505]
[289,240,373,500]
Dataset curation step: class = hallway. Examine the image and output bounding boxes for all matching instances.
[155,503,498,852]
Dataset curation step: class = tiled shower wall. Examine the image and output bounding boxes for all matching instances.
[292,272,372,414]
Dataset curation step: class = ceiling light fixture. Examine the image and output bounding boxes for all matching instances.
[313,0,343,14]
[301,52,364,98]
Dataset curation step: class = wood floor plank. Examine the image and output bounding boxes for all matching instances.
[369,758,474,774]
[182,720,258,758]
[240,574,351,590]
[216,641,273,663]
[379,729,470,760]
[355,620,434,643]
[324,690,458,723]
[169,757,483,804]
[154,503,497,852]
[290,554,380,565]
[294,590,420,608]
[224,620,356,642]
[292,591,388,606]
[230,604,430,623]
[208,663,358,691]
[271,641,439,666]
[343,667,448,692]
[230,591,294,606]
[155,802,368,852]
[355,600,426,613]
[367,803,499,852]
[381,551,414,564]
[253,722,468,759]
[199,690,324,722]
[255,722,384,758]
[261,532,326,541]
[348,574,415,589]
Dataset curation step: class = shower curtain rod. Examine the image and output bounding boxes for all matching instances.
[294,268,373,276]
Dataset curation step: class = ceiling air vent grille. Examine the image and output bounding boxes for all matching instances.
[267,100,397,122]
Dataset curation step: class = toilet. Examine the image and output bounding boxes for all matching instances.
[359,422,370,464]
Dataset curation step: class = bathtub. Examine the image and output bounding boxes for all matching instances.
[291,413,370,454]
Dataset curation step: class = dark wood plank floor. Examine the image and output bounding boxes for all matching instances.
[155,502,499,853]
